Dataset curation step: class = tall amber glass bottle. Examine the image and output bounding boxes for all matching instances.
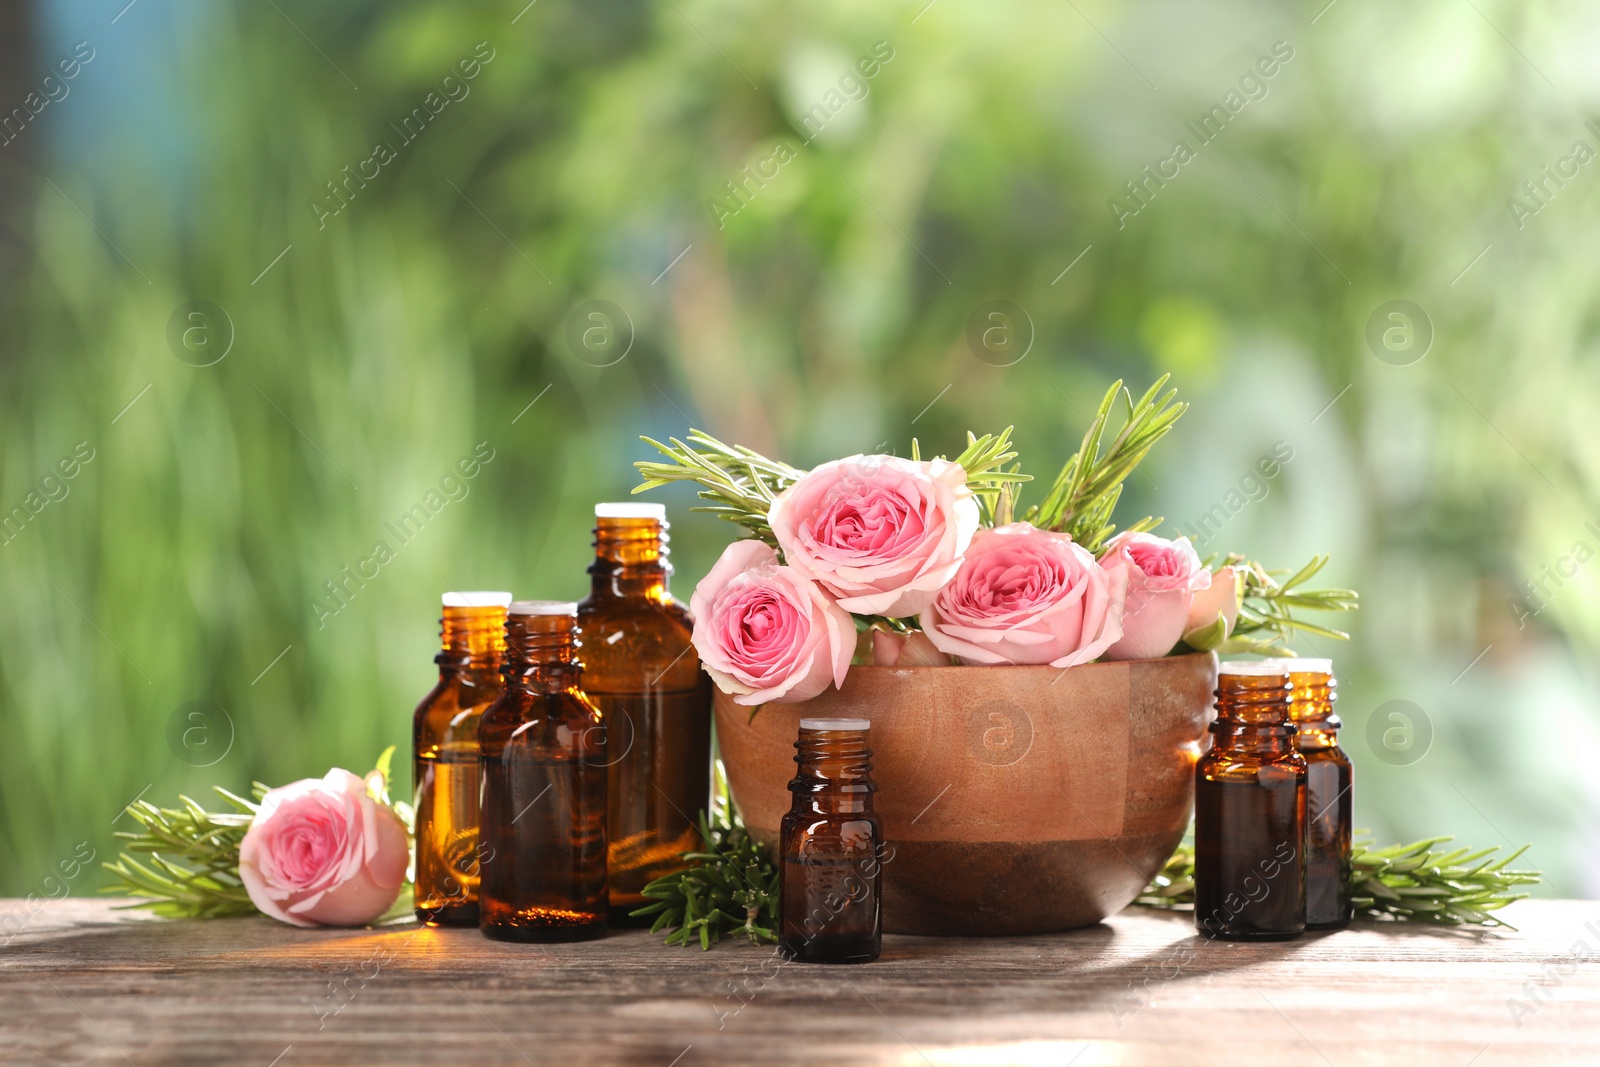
[1277,658,1353,930]
[413,591,511,926]
[479,601,609,943]
[576,502,712,922]
[1194,662,1307,941]
[779,718,884,964]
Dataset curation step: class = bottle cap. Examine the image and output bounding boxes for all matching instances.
[799,717,871,732]
[441,590,514,608]
[595,502,666,520]
[1217,660,1293,677]
[1257,656,1333,674]
[508,600,578,616]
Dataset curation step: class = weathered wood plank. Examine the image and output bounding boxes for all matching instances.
[2,899,1596,1065]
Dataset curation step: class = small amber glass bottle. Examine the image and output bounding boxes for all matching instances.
[576,502,712,922]
[779,718,883,964]
[1194,662,1307,941]
[1275,658,1353,930]
[479,601,609,943]
[413,591,511,926]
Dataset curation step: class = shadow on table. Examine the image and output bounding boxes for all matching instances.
[869,907,1325,1025]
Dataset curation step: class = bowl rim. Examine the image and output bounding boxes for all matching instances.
[826,650,1216,675]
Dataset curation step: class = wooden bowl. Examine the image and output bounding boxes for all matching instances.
[715,653,1216,935]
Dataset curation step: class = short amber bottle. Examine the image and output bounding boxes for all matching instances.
[478,601,609,943]
[413,591,511,926]
[1275,658,1353,930]
[576,503,712,921]
[779,718,884,964]
[1194,662,1307,941]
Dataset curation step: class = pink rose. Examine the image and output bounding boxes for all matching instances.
[918,522,1127,668]
[768,455,980,617]
[690,539,855,706]
[239,768,409,928]
[869,628,952,667]
[1183,564,1240,646]
[1100,531,1211,661]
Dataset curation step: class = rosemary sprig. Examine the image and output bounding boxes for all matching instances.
[1213,553,1360,656]
[1135,834,1197,910]
[1023,377,1186,554]
[631,778,780,949]
[633,430,804,542]
[101,785,265,918]
[1349,835,1538,925]
[913,427,1031,524]
[633,427,1029,541]
[102,748,411,920]
[1136,833,1540,928]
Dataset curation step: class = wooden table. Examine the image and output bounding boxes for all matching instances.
[3,898,1596,1066]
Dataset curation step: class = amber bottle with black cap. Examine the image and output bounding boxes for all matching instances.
[1268,657,1353,930]
[576,502,712,921]
[1194,661,1307,941]
[413,591,511,926]
[778,717,884,964]
[478,601,609,943]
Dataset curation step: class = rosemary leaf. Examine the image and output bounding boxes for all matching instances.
[632,803,781,949]
[1137,833,1540,928]
[1023,376,1187,553]
[1208,553,1359,656]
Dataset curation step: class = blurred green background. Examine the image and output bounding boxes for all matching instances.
[2,0,1596,898]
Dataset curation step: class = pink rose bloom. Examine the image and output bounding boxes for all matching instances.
[768,455,980,617]
[918,523,1127,668]
[1184,564,1240,643]
[1100,531,1212,661]
[869,628,952,667]
[239,768,409,928]
[690,539,855,706]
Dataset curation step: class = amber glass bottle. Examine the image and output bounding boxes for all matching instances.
[576,502,712,922]
[1194,662,1307,941]
[413,591,511,926]
[1278,658,1353,930]
[478,601,609,943]
[779,718,884,964]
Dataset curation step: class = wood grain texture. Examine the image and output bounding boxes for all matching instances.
[3,899,1597,1066]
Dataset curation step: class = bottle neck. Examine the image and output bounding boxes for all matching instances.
[588,517,671,602]
[1214,673,1292,725]
[437,605,508,674]
[502,614,584,695]
[1210,718,1299,757]
[789,728,876,816]
[1286,670,1340,732]
[1295,723,1341,751]
[1210,672,1296,757]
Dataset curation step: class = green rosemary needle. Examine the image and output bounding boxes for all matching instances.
[1136,833,1540,928]
[101,785,266,918]
[631,808,780,949]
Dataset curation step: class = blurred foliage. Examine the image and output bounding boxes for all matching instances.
[2,0,1599,897]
